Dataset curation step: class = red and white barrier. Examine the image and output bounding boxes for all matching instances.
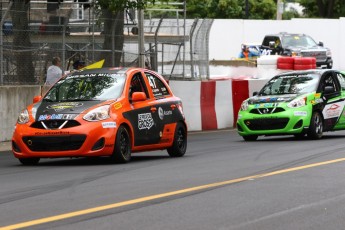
[170,78,267,131]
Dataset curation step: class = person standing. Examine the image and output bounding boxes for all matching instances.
[45,57,62,85]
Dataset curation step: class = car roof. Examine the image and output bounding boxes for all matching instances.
[265,32,309,38]
[70,67,130,75]
[276,69,336,77]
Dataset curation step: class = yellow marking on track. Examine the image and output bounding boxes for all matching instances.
[2,157,345,230]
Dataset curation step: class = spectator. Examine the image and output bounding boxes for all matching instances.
[45,57,62,85]
[73,60,86,70]
[238,45,259,59]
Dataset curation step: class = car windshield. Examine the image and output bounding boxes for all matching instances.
[43,73,126,102]
[259,73,320,96]
[282,35,318,48]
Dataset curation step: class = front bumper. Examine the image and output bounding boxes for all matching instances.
[237,108,311,137]
[12,120,117,158]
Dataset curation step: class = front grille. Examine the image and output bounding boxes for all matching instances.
[301,51,327,62]
[250,107,285,114]
[22,135,86,151]
[31,120,81,130]
[244,118,289,130]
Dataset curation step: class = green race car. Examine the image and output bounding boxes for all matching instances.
[237,69,345,141]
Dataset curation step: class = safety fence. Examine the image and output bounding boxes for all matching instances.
[0,0,213,85]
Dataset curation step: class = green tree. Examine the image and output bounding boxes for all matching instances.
[10,0,35,83]
[96,0,154,67]
[184,0,276,19]
[298,0,345,18]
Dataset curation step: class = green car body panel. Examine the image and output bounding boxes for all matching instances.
[237,69,345,140]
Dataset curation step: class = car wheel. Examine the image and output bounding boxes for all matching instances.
[307,112,323,140]
[19,158,40,166]
[110,126,131,163]
[167,122,187,157]
[242,135,258,141]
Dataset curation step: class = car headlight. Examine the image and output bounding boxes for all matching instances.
[240,100,249,111]
[17,109,29,124]
[326,50,332,57]
[287,97,306,108]
[83,105,110,121]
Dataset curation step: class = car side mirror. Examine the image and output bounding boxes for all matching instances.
[253,91,258,96]
[318,41,324,47]
[33,95,42,103]
[269,41,275,48]
[132,92,146,102]
[324,86,334,94]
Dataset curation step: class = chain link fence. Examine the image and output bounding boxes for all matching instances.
[0,0,213,85]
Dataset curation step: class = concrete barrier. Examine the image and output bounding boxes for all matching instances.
[0,86,41,142]
[0,79,269,142]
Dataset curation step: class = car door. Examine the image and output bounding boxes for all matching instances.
[143,71,184,134]
[122,72,161,146]
[331,72,345,130]
[319,72,345,130]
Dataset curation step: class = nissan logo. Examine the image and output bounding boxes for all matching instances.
[27,139,33,146]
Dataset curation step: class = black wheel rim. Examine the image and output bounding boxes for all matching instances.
[120,130,130,159]
[177,127,186,151]
[314,114,323,135]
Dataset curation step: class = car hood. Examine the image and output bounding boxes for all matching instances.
[248,95,297,104]
[286,45,327,52]
[34,100,106,121]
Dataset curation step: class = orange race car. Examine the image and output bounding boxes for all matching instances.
[12,67,187,165]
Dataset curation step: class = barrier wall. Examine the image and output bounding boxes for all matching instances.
[0,86,41,142]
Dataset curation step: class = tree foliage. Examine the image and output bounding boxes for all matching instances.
[94,0,155,67]
[298,0,345,18]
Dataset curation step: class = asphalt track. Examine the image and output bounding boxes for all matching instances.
[1,129,345,230]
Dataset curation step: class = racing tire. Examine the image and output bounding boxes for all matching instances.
[293,64,314,70]
[19,158,40,166]
[167,122,187,157]
[242,135,258,141]
[293,57,316,65]
[110,126,131,163]
[307,112,323,140]
[277,62,294,70]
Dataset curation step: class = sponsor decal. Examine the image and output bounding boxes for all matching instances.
[138,113,154,130]
[254,103,278,108]
[314,93,321,98]
[294,111,307,116]
[114,102,122,110]
[102,122,117,128]
[38,114,75,121]
[34,131,70,135]
[38,114,63,121]
[323,102,344,119]
[158,107,173,120]
[47,102,83,112]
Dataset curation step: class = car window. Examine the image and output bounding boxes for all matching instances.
[44,73,126,102]
[336,73,345,90]
[129,73,149,99]
[281,35,317,48]
[144,72,170,99]
[262,36,278,47]
[259,73,319,95]
[321,74,338,94]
